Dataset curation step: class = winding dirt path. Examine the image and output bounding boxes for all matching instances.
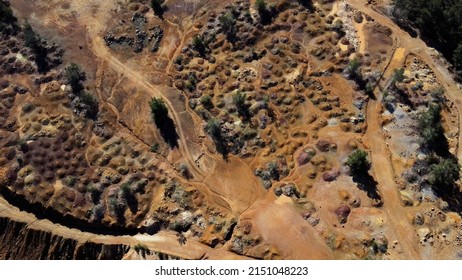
[364,100,420,259]
[90,38,206,180]
[348,0,462,158]
[348,0,462,259]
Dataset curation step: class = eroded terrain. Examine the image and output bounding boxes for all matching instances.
[1,0,462,259]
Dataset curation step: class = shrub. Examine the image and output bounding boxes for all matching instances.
[21,102,35,113]
[88,184,102,204]
[268,161,280,181]
[298,0,314,10]
[134,243,150,254]
[150,143,159,152]
[64,176,77,187]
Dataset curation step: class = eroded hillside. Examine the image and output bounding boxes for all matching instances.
[1,0,462,259]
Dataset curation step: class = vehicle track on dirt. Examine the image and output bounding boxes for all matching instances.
[90,38,206,181]
[347,0,462,259]
[348,0,462,158]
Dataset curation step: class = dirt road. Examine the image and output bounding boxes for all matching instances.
[348,0,462,259]
[348,0,462,158]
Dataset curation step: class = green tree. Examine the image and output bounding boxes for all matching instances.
[192,36,206,57]
[23,22,38,49]
[65,63,85,94]
[391,67,405,87]
[418,103,445,151]
[255,0,267,11]
[80,91,99,119]
[23,22,49,73]
[255,0,272,24]
[0,0,16,24]
[233,91,250,120]
[150,97,169,123]
[347,149,371,176]
[454,43,462,70]
[150,0,164,18]
[392,0,462,74]
[149,97,178,148]
[429,158,461,187]
[347,58,361,80]
[120,182,133,201]
[205,118,227,157]
[200,95,213,110]
[219,13,237,41]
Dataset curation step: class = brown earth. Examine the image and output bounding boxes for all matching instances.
[1,0,462,259]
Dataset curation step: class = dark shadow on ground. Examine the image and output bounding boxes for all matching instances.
[352,173,382,204]
[156,115,179,149]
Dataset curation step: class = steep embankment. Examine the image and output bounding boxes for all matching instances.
[0,218,129,260]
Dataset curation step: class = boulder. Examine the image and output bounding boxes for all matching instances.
[335,204,351,223]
